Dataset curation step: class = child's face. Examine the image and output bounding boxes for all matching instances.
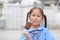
[29,9,43,26]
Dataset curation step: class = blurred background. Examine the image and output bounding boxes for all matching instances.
[0,0,60,40]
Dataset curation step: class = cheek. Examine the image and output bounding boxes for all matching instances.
[38,17,43,22]
[29,17,33,21]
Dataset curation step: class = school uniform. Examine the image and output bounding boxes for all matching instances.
[20,25,55,40]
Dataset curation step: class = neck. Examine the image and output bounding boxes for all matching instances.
[31,24,40,29]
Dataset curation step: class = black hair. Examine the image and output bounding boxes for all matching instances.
[26,12,30,22]
[43,15,47,28]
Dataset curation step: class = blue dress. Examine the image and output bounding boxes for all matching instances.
[20,25,55,40]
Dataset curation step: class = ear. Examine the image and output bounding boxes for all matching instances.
[28,16,31,23]
[28,14,30,19]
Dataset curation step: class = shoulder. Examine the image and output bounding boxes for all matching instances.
[39,26,50,34]
[43,27,50,33]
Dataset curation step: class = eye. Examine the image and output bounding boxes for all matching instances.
[32,15,35,17]
[37,16,40,17]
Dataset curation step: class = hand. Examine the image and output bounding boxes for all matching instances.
[24,32,30,40]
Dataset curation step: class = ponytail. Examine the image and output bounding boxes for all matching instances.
[25,12,31,30]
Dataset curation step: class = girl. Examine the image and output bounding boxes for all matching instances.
[25,12,47,29]
[20,7,55,40]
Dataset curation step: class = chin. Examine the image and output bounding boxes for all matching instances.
[33,24,40,26]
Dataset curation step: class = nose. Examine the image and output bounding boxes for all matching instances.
[34,16,38,20]
[35,15,38,18]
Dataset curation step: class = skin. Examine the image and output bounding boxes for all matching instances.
[24,9,43,40]
[29,9,43,29]
[24,32,30,40]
